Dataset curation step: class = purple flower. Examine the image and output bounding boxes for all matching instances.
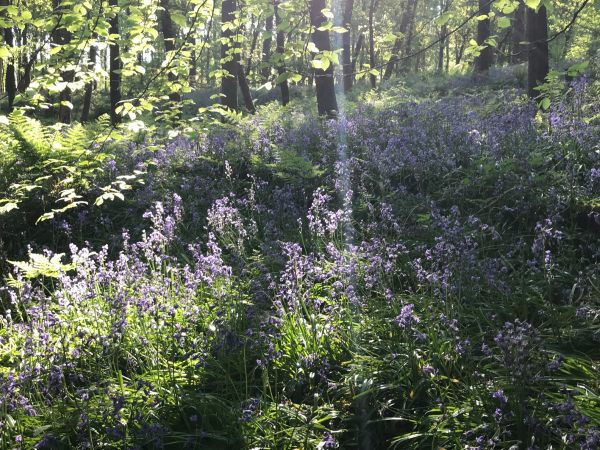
[492,389,508,405]
[395,304,420,330]
[318,432,338,449]
[422,364,436,376]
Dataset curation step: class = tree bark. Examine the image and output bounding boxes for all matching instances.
[1,0,16,112]
[53,0,73,123]
[309,0,337,116]
[260,11,273,80]
[526,4,549,98]
[341,0,354,92]
[18,24,31,95]
[510,1,526,64]
[237,65,255,113]
[160,0,182,105]
[383,0,417,79]
[438,24,447,73]
[108,0,121,125]
[474,0,493,72]
[81,42,97,122]
[274,0,289,105]
[455,31,466,65]
[350,32,363,76]
[404,0,418,70]
[189,36,197,83]
[246,25,260,76]
[367,0,377,88]
[221,0,238,110]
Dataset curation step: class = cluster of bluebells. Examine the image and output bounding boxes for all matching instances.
[0,197,239,448]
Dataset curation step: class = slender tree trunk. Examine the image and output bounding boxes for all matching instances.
[109,0,121,124]
[274,0,289,105]
[526,4,549,98]
[237,65,255,113]
[404,0,418,69]
[437,24,447,73]
[368,0,377,88]
[455,32,466,65]
[309,0,338,116]
[511,1,526,64]
[221,0,238,110]
[18,24,31,94]
[1,0,16,112]
[81,42,97,122]
[246,25,260,76]
[445,33,450,72]
[341,0,354,92]
[385,38,402,80]
[350,32,363,77]
[474,0,493,72]
[0,60,4,95]
[383,0,416,79]
[53,0,73,123]
[189,36,197,83]
[261,11,273,80]
[160,0,182,105]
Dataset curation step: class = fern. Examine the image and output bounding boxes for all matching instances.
[0,112,144,223]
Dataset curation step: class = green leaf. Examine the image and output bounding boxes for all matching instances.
[567,60,589,77]
[317,21,332,31]
[311,59,323,69]
[497,16,511,29]
[524,0,541,9]
[171,12,187,27]
[435,11,453,26]
[540,97,551,110]
[9,252,74,278]
[0,202,18,214]
[321,8,333,19]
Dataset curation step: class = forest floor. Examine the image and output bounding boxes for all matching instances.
[1,75,600,449]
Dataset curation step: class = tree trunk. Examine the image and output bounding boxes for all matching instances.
[81,42,97,122]
[274,0,289,105]
[404,0,418,71]
[53,0,73,123]
[1,0,16,112]
[246,25,260,76]
[261,11,273,80]
[18,24,31,94]
[341,0,354,92]
[437,24,447,73]
[383,0,416,79]
[160,0,182,104]
[309,0,338,116]
[510,1,526,64]
[109,0,121,125]
[221,0,238,110]
[526,4,549,98]
[474,0,493,73]
[455,32,466,65]
[237,65,255,113]
[445,32,450,72]
[368,0,377,88]
[350,32,363,77]
[190,36,197,83]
